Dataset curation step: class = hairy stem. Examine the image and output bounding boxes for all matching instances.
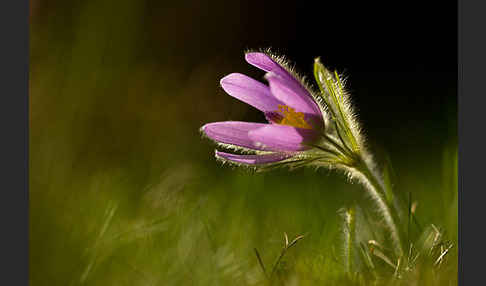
[355,158,404,257]
[323,133,352,158]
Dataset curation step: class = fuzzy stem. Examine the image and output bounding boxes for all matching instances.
[323,133,353,158]
[355,158,404,257]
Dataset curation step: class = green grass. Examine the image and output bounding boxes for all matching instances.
[30,139,457,285]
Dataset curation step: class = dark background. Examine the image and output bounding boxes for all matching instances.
[31,0,457,142]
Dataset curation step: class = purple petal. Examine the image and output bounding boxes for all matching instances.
[201,121,270,150]
[248,124,318,151]
[220,73,283,112]
[265,73,321,117]
[245,52,310,95]
[215,151,291,165]
[245,52,321,117]
[245,52,294,80]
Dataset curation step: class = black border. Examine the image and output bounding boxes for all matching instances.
[0,0,29,284]
[459,0,486,284]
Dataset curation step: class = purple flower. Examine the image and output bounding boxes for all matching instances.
[201,52,326,166]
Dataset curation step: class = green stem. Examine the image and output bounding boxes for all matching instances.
[355,158,404,257]
[323,133,354,160]
[343,206,356,277]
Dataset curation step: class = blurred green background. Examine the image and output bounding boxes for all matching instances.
[30,0,457,285]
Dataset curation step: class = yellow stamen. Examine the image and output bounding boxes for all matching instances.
[274,105,312,129]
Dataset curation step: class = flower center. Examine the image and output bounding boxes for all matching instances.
[274,105,312,129]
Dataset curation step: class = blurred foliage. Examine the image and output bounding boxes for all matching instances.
[30,0,457,285]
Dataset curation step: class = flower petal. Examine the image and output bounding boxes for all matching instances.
[220,73,283,112]
[248,124,318,151]
[245,52,311,96]
[265,73,321,117]
[245,52,294,80]
[245,52,321,117]
[201,121,269,150]
[215,151,291,165]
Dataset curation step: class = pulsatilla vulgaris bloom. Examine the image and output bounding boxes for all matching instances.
[201,52,331,168]
[201,51,407,258]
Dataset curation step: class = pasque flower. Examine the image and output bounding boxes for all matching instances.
[201,52,327,166]
[201,51,406,258]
